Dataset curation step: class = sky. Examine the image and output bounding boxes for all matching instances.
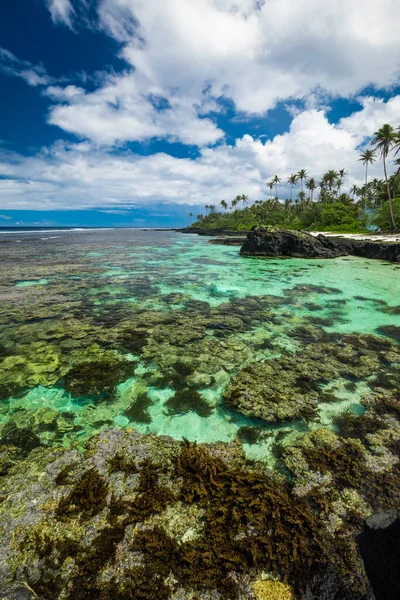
[1,1,400,227]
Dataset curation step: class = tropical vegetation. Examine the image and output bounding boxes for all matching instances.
[190,123,400,233]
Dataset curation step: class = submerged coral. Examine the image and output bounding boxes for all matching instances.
[223,333,400,423]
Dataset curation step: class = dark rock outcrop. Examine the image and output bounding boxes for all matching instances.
[240,228,400,262]
[180,227,244,237]
[358,510,400,600]
[208,236,247,245]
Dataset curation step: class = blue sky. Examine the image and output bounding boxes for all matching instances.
[1,0,400,227]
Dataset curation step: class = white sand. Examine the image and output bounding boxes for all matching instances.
[310,232,400,243]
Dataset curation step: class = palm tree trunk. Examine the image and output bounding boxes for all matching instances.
[290,186,292,202]
[364,162,368,211]
[383,155,397,230]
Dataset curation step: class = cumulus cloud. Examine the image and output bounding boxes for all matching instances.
[1,98,400,211]
[97,0,400,113]
[34,0,400,148]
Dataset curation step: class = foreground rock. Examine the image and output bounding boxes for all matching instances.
[240,228,400,262]
[358,510,400,600]
[0,427,389,600]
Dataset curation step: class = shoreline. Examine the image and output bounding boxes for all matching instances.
[310,231,400,243]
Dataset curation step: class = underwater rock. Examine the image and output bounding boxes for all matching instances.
[166,388,214,417]
[63,355,133,397]
[240,228,400,262]
[0,423,41,457]
[358,510,400,600]
[376,325,400,342]
[223,333,400,423]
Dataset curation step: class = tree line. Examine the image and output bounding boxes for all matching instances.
[190,124,400,232]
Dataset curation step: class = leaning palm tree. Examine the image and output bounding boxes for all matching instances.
[220,199,228,212]
[371,124,397,230]
[272,175,281,200]
[358,149,376,210]
[297,169,308,193]
[287,174,298,202]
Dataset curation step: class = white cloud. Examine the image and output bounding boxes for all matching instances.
[46,71,224,146]
[97,0,400,113]
[45,0,75,28]
[34,0,400,148]
[0,47,53,87]
[1,97,399,212]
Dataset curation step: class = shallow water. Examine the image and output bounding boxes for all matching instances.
[0,229,399,464]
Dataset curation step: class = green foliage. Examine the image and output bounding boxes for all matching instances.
[190,195,368,233]
[373,198,400,230]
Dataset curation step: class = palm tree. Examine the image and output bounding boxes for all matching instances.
[268,180,274,200]
[297,169,308,193]
[358,149,377,210]
[204,205,209,214]
[220,200,228,211]
[272,175,281,200]
[350,184,359,199]
[231,198,239,210]
[305,178,316,201]
[371,124,397,230]
[287,174,298,202]
[325,170,339,193]
[240,194,249,208]
[209,204,216,214]
[189,212,193,222]
[338,169,347,193]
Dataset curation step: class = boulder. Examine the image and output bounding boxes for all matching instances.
[240,228,400,262]
[358,510,400,600]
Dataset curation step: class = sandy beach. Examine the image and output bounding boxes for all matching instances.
[310,232,400,243]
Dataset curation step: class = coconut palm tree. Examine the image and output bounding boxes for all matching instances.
[358,149,377,210]
[287,174,298,202]
[189,212,193,222]
[272,175,281,200]
[305,178,316,201]
[350,185,359,199]
[371,124,397,230]
[240,194,249,208]
[268,180,274,200]
[325,170,339,193]
[338,169,347,193]
[231,198,239,210]
[297,169,308,193]
[220,200,228,211]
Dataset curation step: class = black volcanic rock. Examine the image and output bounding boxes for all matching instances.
[358,510,400,600]
[240,228,400,262]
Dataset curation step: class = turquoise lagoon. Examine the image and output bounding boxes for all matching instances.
[0,229,399,464]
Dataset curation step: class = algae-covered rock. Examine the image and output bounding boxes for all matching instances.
[0,428,379,600]
[252,579,293,600]
[223,333,400,423]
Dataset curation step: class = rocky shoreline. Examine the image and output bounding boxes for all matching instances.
[240,228,400,262]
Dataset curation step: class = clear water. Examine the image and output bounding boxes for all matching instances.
[0,229,399,465]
